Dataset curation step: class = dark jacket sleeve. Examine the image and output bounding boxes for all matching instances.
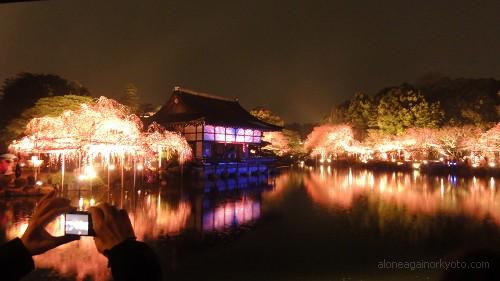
[107,239,162,281]
[0,238,35,281]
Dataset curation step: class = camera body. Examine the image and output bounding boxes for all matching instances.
[64,211,95,236]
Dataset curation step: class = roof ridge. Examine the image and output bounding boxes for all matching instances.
[173,86,237,102]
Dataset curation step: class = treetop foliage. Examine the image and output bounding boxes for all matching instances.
[250,107,285,127]
[326,77,499,140]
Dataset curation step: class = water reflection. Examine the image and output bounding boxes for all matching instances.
[0,178,272,280]
[202,196,260,232]
[1,169,499,280]
[305,168,500,225]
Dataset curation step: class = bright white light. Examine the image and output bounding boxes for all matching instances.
[109,164,115,170]
[83,165,96,179]
[35,180,43,186]
[137,164,144,171]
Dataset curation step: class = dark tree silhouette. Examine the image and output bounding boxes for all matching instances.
[0,72,90,128]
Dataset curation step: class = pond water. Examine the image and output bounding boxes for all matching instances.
[1,167,500,281]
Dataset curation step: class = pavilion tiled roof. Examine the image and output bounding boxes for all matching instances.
[147,87,282,131]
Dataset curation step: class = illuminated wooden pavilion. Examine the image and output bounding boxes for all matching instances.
[147,87,281,163]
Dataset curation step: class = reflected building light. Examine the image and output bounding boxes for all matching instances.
[78,197,84,209]
[440,184,445,199]
[413,171,420,181]
[203,198,260,232]
[348,168,353,186]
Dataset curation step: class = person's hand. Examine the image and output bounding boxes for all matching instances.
[89,203,135,254]
[21,191,79,255]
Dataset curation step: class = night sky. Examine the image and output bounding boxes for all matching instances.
[1,0,499,123]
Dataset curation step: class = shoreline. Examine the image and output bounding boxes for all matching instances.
[302,159,500,178]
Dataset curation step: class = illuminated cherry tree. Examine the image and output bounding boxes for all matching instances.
[143,123,192,164]
[304,124,356,159]
[262,131,291,156]
[431,126,482,159]
[9,97,193,187]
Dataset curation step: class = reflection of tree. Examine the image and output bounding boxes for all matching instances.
[303,169,500,244]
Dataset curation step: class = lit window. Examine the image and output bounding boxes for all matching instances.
[215,133,225,142]
[226,134,235,142]
[204,133,214,141]
[204,125,214,133]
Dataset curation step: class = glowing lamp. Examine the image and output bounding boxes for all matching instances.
[137,164,144,171]
[488,162,496,168]
[83,165,96,179]
[412,163,421,169]
[35,180,43,186]
[109,164,116,170]
[30,156,43,168]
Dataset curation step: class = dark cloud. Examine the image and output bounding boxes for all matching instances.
[1,0,499,122]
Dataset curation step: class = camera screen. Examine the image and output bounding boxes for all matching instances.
[65,213,89,235]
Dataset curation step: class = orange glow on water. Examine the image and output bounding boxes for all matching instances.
[304,169,500,224]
